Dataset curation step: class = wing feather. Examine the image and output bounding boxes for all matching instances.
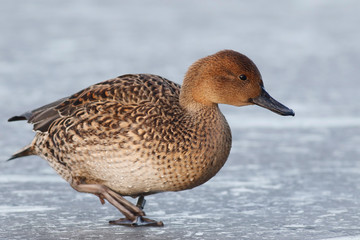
[8,74,181,133]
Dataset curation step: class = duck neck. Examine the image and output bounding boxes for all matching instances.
[179,92,217,113]
[179,66,217,113]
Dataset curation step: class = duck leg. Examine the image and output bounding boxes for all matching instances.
[109,196,164,227]
[71,183,145,222]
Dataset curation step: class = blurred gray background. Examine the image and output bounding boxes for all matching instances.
[1,0,360,239]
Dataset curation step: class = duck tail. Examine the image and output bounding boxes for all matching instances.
[8,145,35,161]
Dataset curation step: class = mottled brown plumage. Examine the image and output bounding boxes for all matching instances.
[9,50,294,226]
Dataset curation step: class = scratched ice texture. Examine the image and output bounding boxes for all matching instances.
[1,0,360,239]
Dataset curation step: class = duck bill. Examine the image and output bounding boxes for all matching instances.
[249,87,295,116]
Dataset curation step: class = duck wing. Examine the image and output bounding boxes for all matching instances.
[8,74,181,133]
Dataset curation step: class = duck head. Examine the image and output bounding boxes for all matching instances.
[180,50,294,116]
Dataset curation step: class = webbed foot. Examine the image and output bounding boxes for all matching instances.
[109,216,164,227]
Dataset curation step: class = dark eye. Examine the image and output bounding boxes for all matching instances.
[239,74,247,81]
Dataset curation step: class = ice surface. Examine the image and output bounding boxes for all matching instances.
[1,0,360,239]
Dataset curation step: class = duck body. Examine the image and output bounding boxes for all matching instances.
[9,50,294,226]
[29,74,231,197]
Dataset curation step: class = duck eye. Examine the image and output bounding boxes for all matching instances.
[239,74,247,81]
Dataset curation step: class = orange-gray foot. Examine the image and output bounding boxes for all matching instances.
[109,196,163,227]
[109,216,164,227]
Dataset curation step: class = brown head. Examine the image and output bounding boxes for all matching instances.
[180,50,294,116]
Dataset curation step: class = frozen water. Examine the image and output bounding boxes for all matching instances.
[1,0,360,239]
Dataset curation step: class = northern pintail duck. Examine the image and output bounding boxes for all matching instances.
[8,50,294,226]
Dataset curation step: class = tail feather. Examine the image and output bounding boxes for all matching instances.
[8,115,27,122]
[8,145,34,161]
[8,112,32,122]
